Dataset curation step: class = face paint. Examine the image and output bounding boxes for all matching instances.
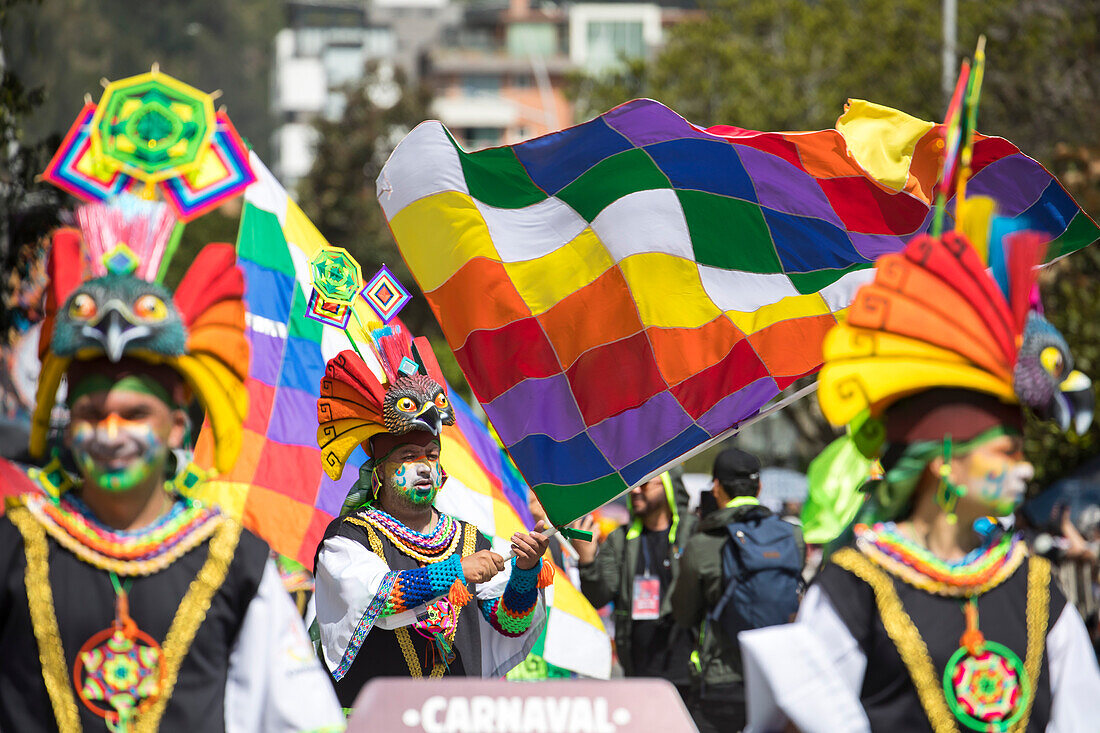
[956,440,1034,517]
[380,442,446,507]
[71,413,168,492]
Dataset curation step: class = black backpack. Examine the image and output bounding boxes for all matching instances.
[707,509,802,642]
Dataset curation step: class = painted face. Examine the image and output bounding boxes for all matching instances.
[952,434,1034,517]
[381,441,445,506]
[67,388,181,492]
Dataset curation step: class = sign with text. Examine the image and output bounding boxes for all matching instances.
[347,678,698,733]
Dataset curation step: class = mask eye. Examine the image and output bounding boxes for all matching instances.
[397,397,417,413]
[68,293,97,321]
[133,294,168,321]
[434,393,449,410]
[1040,346,1065,378]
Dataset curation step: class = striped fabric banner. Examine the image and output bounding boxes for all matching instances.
[194,153,368,565]
[377,98,1098,527]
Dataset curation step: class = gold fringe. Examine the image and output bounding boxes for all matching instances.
[136,519,241,732]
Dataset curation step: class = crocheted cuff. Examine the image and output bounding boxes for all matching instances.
[382,554,465,616]
[479,558,541,637]
[334,555,466,681]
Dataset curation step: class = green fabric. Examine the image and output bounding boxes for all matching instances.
[458,143,547,209]
[671,503,804,689]
[558,149,668,222]
[68,373,174,406]
[679,189,778,273]
[802,434,871,545]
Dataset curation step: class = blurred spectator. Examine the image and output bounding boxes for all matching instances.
[576,470,696,702]
[671,449,804,733]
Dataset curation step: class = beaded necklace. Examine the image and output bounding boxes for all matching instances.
[346,505,460,564]
[854,522,1026,597]
[21,491,223,576]
[851,522,1037,731]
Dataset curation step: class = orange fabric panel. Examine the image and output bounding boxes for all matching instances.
[426,257,530,348]
[748,313,836,378]
[647,315,744,387]
[537,267,644,370]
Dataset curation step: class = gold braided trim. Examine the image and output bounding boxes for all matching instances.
[833,548,960,733]
[1013,557,1050,732]
[23,494,225,577]
[832,549,1051,733]
[9,505,242,733]
[363,522,477,679]
[136,518,241,732]
[346,513,462,564]
[8,506,81,732]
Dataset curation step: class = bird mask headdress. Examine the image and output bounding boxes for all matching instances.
[317,324,455,498]
[32,195,249,475]
[819,228,1093,437]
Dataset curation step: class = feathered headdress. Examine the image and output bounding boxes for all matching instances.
[317,323,455,481]
[819,229,1093,434]
[32,195,249,474]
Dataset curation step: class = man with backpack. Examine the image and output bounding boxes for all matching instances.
[671,449,804,733]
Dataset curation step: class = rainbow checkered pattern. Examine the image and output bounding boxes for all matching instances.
[377,98,1098,528]
[194,153,366,565]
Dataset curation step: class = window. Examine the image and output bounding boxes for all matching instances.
[586,20,644,69]
[512,73,534,89]
[506,23,558,57]
[462,74,502,96]
[464,127,503,149]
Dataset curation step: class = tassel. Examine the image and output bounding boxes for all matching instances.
[537,560,555,589]
[959,598,985,656]
[448,577,471,607]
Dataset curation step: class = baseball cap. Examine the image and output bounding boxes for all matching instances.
[713,448,761,483]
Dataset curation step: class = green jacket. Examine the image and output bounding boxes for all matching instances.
[577,473,696,677]
[670,500,804,690]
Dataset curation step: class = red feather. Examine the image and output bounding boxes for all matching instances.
[1004,231,1048,335]
[39,228,85,360]
[323,350,387,411]
[173,244,244,328]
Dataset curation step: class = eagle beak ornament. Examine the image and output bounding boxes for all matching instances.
[411,403,443,436]
[81,303,152,363]
[1055,370,1094,435]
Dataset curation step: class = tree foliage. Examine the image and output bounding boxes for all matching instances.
[3,0,281,159]
[294,65,476,395]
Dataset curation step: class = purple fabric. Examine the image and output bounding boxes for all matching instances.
[849,231,910,260]
[588,391,694,470]
[604,99,719,147]
[968,154,1053,218]
[246,328,285,386]
[484,373,586,445]
[266,386,318,448]
[696,378,780,436]
[316,463,359,515]
[736,146,845,226]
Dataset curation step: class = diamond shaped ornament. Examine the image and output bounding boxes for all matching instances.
[362,265,411,323]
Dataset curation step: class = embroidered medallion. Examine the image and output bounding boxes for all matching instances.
[943,640,1029,732]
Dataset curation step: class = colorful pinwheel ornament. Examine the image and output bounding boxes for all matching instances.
[42,67,254,222]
